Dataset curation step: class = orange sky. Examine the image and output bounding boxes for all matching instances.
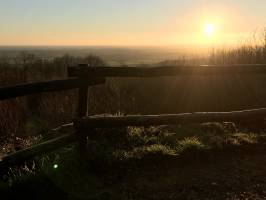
[0,0,266,46]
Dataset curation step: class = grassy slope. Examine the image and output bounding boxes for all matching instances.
[1,122,266,199]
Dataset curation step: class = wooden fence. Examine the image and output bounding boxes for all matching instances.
[1,64,266,168]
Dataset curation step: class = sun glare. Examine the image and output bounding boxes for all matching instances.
[204,23,216,36]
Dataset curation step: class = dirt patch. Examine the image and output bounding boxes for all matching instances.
[88,144,266,200]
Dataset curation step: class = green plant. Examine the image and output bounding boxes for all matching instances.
[176,137,207,155]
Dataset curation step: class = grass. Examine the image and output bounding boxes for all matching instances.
[0,122,265,199]
[88,122,261,165]
[176,137,207,155]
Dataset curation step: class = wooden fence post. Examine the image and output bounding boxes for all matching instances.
[76,64,90,158]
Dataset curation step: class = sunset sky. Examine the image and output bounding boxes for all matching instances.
[0,0,266,46]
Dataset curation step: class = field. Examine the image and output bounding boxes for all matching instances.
[1,42,266,199]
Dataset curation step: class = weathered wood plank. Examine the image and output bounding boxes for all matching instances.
[76,85,89,156]
[76,108,266,129]
[68,64,266,78]
[75,64,90,157]
[77,85,89,118]
[0,132,76,168]
[0,78,105,100]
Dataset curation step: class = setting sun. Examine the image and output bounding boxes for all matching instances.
[204,23,216,36]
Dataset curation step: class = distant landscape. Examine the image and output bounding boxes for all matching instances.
[0,45,210,66]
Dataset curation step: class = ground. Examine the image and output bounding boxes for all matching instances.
[1,123,266,200]
[110,145,266,200]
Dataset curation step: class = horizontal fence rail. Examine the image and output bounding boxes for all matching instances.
[0,78,105,100]
[1,64,266,169]
[68,64,266,78]
[0,124,75,168]
[76,108,266,129]
[2,64,266,101]
[0,133,76,168]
